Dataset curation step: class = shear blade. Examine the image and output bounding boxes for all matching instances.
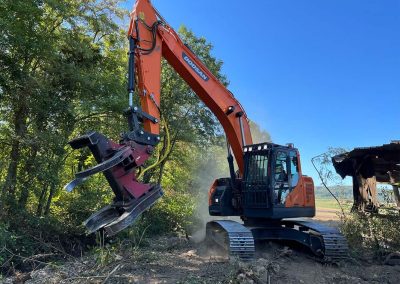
[83,205,121,234]
[104,185,163,236]
[64,146,131,192]
[75,146,131,180]
[64,177,87,192]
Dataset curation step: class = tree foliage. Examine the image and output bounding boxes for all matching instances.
[0,0,128,215]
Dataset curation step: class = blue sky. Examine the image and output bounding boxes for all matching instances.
[123,0,400,185]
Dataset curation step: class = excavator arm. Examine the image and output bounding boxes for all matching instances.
[129,0,252,172]
[65,0,252,235]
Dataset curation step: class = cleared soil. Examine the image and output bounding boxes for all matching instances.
[315,207,341,221]
[3,210,400,284]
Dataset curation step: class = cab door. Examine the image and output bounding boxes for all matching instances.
[273,150,289,205]
[273,149,300,205]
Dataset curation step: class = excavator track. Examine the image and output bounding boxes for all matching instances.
[206,219,348,263]
[206,220,255,260]
[252,219,349,263]
[290,220,349,262]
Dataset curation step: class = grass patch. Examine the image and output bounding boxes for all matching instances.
[315,198,341,209]
[315,198,353,211]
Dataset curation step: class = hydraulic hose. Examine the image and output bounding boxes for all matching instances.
[137,118,171,180]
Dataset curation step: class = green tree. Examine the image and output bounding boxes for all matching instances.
[0,0,127,213]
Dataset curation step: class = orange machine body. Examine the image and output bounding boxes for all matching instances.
[285,152,315,209]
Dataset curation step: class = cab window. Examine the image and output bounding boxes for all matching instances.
[245,154,268,184]
[274,151,289,205]
[289,151,299,187]
[274,151,288,182]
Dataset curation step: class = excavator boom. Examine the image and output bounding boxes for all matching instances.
[128,0,252,173]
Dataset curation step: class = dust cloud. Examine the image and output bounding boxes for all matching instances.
[188,144,241,244]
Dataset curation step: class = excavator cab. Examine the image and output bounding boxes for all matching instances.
[209,142,315,219]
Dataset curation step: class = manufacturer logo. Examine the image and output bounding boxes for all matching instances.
[182,52,209,81]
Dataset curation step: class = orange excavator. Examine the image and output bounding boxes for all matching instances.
[66,0,348,262]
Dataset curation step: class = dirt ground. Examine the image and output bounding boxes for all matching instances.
[3,210,400,284]
[4,234,400,284]
[315,207,341,221]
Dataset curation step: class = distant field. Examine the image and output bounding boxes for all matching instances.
[316,198,341,209]
[315,198,352,210]
[314,198,351,221]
